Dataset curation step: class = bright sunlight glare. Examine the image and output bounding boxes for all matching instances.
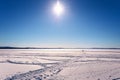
[53,0,64,17]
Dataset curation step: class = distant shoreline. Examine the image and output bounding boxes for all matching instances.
[0,47,120,49]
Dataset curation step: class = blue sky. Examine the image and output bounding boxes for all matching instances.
[0,0,120,48]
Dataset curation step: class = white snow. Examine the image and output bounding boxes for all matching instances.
[0,63,41,80]
[0,49,120,80]
[52,61,120,80]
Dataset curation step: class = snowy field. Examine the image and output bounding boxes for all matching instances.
[0,49,120,80]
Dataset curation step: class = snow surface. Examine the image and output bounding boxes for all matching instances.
[0,63,41,80]
[0,49,120,80]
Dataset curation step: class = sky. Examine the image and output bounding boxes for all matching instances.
[0,0,120,48]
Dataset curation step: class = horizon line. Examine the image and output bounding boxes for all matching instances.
[0,46,120,49]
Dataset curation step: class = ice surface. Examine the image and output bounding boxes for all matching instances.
[0,63,41,79]
[0,49,120,80]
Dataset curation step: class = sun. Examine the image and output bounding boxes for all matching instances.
[53,0,64,17]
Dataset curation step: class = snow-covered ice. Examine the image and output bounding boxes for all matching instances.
[0,63,41,80]
[0,49,120,80]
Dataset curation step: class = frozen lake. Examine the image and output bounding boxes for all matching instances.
[0,63,41,79]
[0,49,120,80]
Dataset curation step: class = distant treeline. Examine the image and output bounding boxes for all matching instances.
[0,47,120,49]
